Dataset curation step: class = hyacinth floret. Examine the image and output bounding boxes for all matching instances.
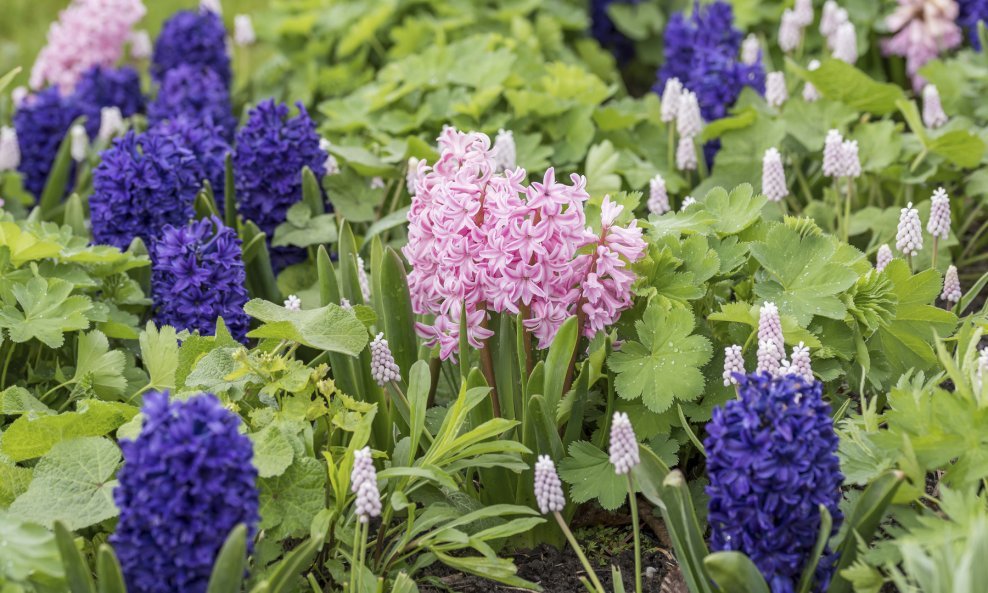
[706,372,844,593]
[351,447,382,522]
[30,0,146,93]
[284,294,301,311]
[660,77,683,123]
[403,128,645,360]
[609,411,640,475]
[896,202,924,256]
[882,0,962,90]
[926,187,951,239]
[111,391,259,593]
[942,265,962,303]
[234,100,328,271]
[153,116,231,208]
[13,87,83,198]
[91,129,203,249]
[762,148,788,203]
[534,455,566,514]
[590,0,641,64]
[151,217,250,342]
[152,9,231,85]
[723,344,745,386]
[149,64,236,138]
[822,129,844,178]
[876,244,894,271]
[370,333,401,387]
[922,84,948,128]
[648,173,670,215]
[71,66,145,139]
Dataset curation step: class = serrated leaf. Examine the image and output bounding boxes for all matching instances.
[244,300,369,355]
[558,440,629,511]
[0,386,52,416]
[139,322,179,391]
[0,461,33,507]
[608,301,712,413]
[73,330,127,398]
[0,276,92,348]
[702,184,767,235]
[9,437,120,530]
[0,400,138,461]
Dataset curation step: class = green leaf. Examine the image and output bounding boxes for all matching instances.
[0,386,52,416]
[271,204,339,248]
[608,301,712,413]
[928,130,986,169]
[749,225,859,325]
[558,440,630,511]
[10,438,120,530]
[704,551,771,593]
[0,511,63,583]
[250,424,295,478]
[96,545,127,593]
[39,124,78,220]
[206,525,248,593]
[0,276,92,348]
[0,460,33,507]
[702,184,767,236]
[789,58,905,115]
[0,400,138,461]
[54,521,95,593]
[72,330,127,398]
[139,322,179,392]
[323,170,386,223]
[258,457,326,539]
[244,299,369,355]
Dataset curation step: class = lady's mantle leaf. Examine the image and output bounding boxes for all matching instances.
[558,441,629,511]
[607,302,712,413]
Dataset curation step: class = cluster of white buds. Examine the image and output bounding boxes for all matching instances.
[766,72,788,108]
[922,85,948,129]
[356,255,371,303]
[660,78,683,123]
[533,455,565,514]
[680,196,697,210]
[895,202,923,257]
[648,174,670,215]
[926,187,951,240]
[762,148,788,203]
[822,129,860,178]
[97,107,126,143]
[803,60,822,102]
[319,138,340,176]
[0,127,20,172]
[941,265,961,304]
[129,30,152,61]
[234,14,256,47]
[782,342,813,382]
[70,125,88,162]
[876,244,893,272]
[741,34,761,65]
[284,294,302,311]
[723,345,745,386]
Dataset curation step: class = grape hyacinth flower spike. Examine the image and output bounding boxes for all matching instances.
[778,10,803,53]
[876,244,894,272]
[98,106,126,142]
[676,135,697,172]
[648,173,670,215]
[706,373,844,593]
[741,34,761,65]
[758,301,785,355]
[756,340,783,376]
[941,265,961,306]
[765,72,788,108]
[762,148,788,203]
[676,90,703,138]
[609,411,643,593]
[660,77,683,123]
[0,127,19,172]
[803,60,822,102]
[840,140,861,178]
[370,333,401,387]
[923,84,948,129]
[723,344,746,388]
[70,124,88,162]
[234,15,256,47]
[896,201,923,265]
[349,447,381,593]
[491,128,516,172]
[129,30,152,61]
[832,21,858,63]
[821,1,847,39]
[927,187,950,267]
[822,129,844,178]
[793,0,814,26]
[783,342,813,382]
[111,391,259,593]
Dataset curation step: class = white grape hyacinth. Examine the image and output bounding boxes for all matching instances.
[895,202,923,257]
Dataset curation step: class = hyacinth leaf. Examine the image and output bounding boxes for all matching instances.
[749,224,859,325]
[830,472,905,593]
[0,400,137,461]
[958,269,988,315]
[316,245,341,306]
[38,119,79,220]
[195,182,221,219]
[0,276,92,348]
[260,535,322,593]
[611,566,626,593]
[558,440,628,511]
[796,505,833,593]
[407,360,431,462]
[239,221,280,303]
[704,551,771,593]
[54,521,95,593]
[896,98,930,146]
[10,438,121,531]
[0,512,64,583]
[0,67,21,93]
[788,58,905,115]
[542,315,578,414]
[645,470,714,593]
[562,369,591,447]
[370,236,385,315]
[244,300,368,355]
[301,166,324,216]
[391,572,419,593]
[63,193,88,239]
[205,524,247,593]
[381,248,418,377]
[363,206,410,247]
[528,394,565,462]
[432,551,539,590]
[337,220,364,305]
[96,545,126,593]
[223,153,237,229]
[608,301,713,414]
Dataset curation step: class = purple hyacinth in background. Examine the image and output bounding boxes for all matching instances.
[151,217,250,342]
[959,0,988,48]
[71,66,145,139]
[590,0,640,64]
[152,8,231,85]
[12,87,82,198]
[706,372,844,593]
[148,64,237,138]
[111,391,259,593]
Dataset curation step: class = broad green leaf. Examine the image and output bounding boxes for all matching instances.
[0,461,32,506]
[0,400,138,461]
[250,424,295,479]
[704,551,771,593]
[244,299,369,355]
[323,170,385,224]
[73,330,127,398]
[258,457,326,539]
[702,184,767,236]
[139,322,179,391]
[789,58,905,115]
[558,440,629,510]
[10,437,120,530]
[0,386,52,416]
[608,301,713,413]
[175,317,239,387]
[928,130,986,169]
[0,221,62,266]
[0,511,64,583]
[271,204,339,248]
[749,225,859,325]
[0,276,92,348]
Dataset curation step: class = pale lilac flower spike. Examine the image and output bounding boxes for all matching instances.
[406,157,421,195]
[234,15,256,47]
[534,455,565,514]
[778,11,803,54]
[201,0,222,14]
[766,72,788,108]
[129,30,152,61]
[840,140,861,178]
[284,294,302,311]
[648,174,670,215]
[351,447,381,523]
[11,87,28,108]
[823,130,844,178]
[876,244,893,272]
[896,202,923,257]
[660,78,683,123]
[370,332,401,387]
[758,301,785,356]
[676,136,697,172]
[608,412,640,475]
[356,255,372,303]
[793,0,814,27]
[821,1,846,38]
[922,85,948,129]
[676,91,703,138]
[723,345,745,386]
[70,125,88,162]
[832,22,858,64]
[941,265,961,304]
[756,339,784,376]
[783,342,813,382]
[319,139,340,176]
[803,60,822,103]
[741,34,761,65]
[681,196,697,210]
[927,187,951,240]
[762,148,788,202]
[491,129,516,172]
[98,107,125,142]
[0,127,20,172]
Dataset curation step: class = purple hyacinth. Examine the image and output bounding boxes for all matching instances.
[111,391,259,593]
[590,0,641,64]
[351,447,381,522]
[534,455,566,514]
[149,64,236,139]
[71,66,145,139]
[233,100,328,271]
[90,129,203,249]
[151,217,250,342]
[608,412,640,475]
[706,372,844,593]
[12,87,82,198]
[153,116,231,208]
[369,332,401,387]
[958,0,988,49]
[152,9,231,85]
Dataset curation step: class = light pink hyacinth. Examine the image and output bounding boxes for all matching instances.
[404,128,646,360]
[882,0,962,91]
[30,0,147,92]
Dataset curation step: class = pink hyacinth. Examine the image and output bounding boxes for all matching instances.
[876,244,894,271]
[766,72,788,108]
[648,173,670,215]
[762,147,788,203]
[676,135,698,171]
[723,345,745,386]
[923,84,948,129]
[403,127,645,360]
[608,412,640,475]
[30,0,147,92]
[896,202,924,256]
[823,129,844,178]
[882,0,962,90]
[660,78,683,123]
[941,265,961,303]
[803,60,822,102]
[927,187,951,240]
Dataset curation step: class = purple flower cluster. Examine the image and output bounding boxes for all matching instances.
[111,391,259,593]
[90,130,202,249]
[149,64,236,138]
[151,9,231,86]
[152,217,250,342]
[233,100,328,270]
[72,66,145,138]
[153,117,231,209]
[656,1,765,122]
[590,0,640,64]
[706,372,844,593]
[959,0,988,49]
[12,87,82,198]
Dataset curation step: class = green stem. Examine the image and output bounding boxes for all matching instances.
[0,343,14,388]
[931,236,939,271]
[554,512,606,593]
[667,126,675,173]
[350,521,362,593]
[843,177,853,242]
[627,475,642,593]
